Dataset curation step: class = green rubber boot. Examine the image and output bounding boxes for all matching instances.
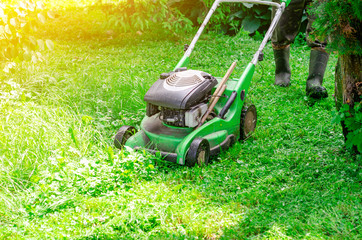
[273,47,291,87]
[306,49,329,98]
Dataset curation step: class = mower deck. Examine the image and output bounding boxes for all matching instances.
[129,113,236,163]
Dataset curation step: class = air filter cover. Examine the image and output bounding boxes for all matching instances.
[144,69,217,110]
[164,70,204,89]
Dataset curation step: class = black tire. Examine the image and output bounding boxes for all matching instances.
[114,126,136,149]
[240,104,257,140]
[185,138,210,167]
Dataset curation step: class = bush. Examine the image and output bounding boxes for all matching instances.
[101,0,193,34]
[202,0,272,35]
[310,0,362,55]
[168,0,207,25]
[333,102,362,153]
[0,0,54,72]
[100,0,290,36]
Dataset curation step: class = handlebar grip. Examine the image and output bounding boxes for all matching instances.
[281,0,291,7]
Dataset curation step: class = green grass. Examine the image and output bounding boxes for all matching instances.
[0,5,361,240]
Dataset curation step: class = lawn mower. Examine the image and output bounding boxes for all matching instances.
[114,0,291,166]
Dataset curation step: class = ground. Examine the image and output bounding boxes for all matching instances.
[0,3,361,240]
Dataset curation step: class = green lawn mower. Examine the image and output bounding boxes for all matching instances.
[114,0,291,166]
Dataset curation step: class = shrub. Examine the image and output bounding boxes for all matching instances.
[310,0,361,55]
[0,0,54,72]
[203,0,272,35]
[168,0,207,25]
[333,102,362,153]
[101,0,193,34]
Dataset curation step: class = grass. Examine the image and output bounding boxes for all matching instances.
[0,3,361,240]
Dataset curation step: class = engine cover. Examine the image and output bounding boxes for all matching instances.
[144,69,218,110]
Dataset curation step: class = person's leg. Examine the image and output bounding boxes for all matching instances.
[305,1,329,98]
[272,0,306,87]
[306,49,329,98]
[273,45,291,87]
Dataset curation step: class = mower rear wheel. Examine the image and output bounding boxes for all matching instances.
[240,104,257,140]
[114,126,136,149]
[185,138,210,167]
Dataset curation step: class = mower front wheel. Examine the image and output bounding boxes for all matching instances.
[185,138,210,167]
[114,126,136,149]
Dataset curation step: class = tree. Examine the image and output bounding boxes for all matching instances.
[311,0,362,153]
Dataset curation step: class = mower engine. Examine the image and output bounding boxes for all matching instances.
[144,68,218,128]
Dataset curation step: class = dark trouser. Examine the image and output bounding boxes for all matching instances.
[272,0,327,49]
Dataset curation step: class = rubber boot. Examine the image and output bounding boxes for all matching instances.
[273,46,291,87]
[306,49,329,98]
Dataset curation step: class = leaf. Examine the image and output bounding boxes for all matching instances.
[37,13,46,24]
[139,19,144,31]
[28,36,37,50]
[243,3,254,8]
[242,16,261,34]
[17,50,24,61]
[68,127,79,148]
[45,39,54,51]
[331,114,342,124]
[10,46,18,59]
[254,8,264,15]
[230,10,244,19]
[4,24,12,35]
[10,18,17,27]
[47,11,55,19]
[19,2,27,10]
[23,51,31,61]
[259,13,271,20]
[37,39,44,50]
[36,51,44,62]
[36,1,45,10]
[1,10,7,23]
[28,2,36,11]
[4,47,12,59]
[3,62,16,73]
[31,54,38,63]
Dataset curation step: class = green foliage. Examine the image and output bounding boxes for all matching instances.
[293,32,307,47]
[203,0,272,35]
[332,101,362,153]
[100,0,307,36]
[168,0,207,25]
[0,1,54,72]
[101,0,193,34]
[310,0,362,55]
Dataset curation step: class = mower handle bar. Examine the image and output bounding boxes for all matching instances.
[181,0,288,66]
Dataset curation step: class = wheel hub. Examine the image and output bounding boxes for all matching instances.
[245,111,256,133]
[197,150,206,165]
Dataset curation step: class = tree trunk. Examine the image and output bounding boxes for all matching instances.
[334,54,362,148]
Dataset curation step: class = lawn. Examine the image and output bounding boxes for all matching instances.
[0,3,361,240]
